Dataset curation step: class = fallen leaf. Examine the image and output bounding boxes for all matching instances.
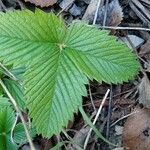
[24,0,57,7]
[69,4,81,16]
[115,125,123,136]
[138,75,150,108]
[123,108,150,150]
[140,39,150,61]
[119,35,144,49]
[112,148,124,150]
[82,0,99,22]
[59,0,74,11]
[67,127,90,149]
[129,0,150,27]
[83,0,123,26]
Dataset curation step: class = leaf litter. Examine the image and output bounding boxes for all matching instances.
[0,0,150,150]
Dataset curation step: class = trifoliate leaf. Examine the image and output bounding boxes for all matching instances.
[0,9,139,137]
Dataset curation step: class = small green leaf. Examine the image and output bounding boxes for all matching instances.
[4,79,26,111]
[0,107,35,149]
[0,107,15,133]
[0,9,139,137]
[0,107,17,150]
[13,123,36,144]
[0,96,11,108]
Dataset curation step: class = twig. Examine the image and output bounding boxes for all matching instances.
[17,0,26,10]
[0,79,35,150]
[110,110,138,127]
[93,0,102,25]
[57,0,74,16]
[98,26,150,31]
[106,85,113,139]
[84,89,110,149]
[0,0,7,12]
[103,0,109,26]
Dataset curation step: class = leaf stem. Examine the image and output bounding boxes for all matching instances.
[11,113,19,144]
[0,79,35,150]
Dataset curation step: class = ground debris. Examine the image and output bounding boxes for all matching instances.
[123,108,150,150]
[83,0,123,26]
[24,0,57,7]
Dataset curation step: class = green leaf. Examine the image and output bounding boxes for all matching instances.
[0,96,11,108]
[79,107,116,146]
[65,23,138,83]
[0,134,17,150]
[3,79,26,111]
[13,123,36,144]
[0,107,35,149]
[0,107,15,133]
[0,9,139,137]
[0,107,18,150]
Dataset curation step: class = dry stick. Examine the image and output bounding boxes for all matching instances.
[99,26,150,31]
[83,89,110,150]
[0,0,7,11]
[57,0,74,16]
[17,0,26,10]
[103,0,109,26]
[106,85,112,139]
[0,79,35,150]
[93,0,102,25]
[110,110,138,127]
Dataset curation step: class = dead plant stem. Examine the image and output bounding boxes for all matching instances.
[93,0,102,25]
[83,89,110,149]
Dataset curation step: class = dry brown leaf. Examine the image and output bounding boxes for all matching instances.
[59,0,74,11]
[67,127,90,149]
[123,108,150,150]
[140,39,150,61]
[138,75,150,108]
[24,0,57,7]
[119,35,144,49]
[83,0,123,26]
[82,0,99,22]
[129,0,150,27]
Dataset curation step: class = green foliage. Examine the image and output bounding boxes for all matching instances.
[0,9,139,137]
[3,79,25,111]
[0,106,31,150]
[0,65,26,111]
[0,96,11,108]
